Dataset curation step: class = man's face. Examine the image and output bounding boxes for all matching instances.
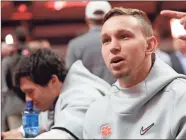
[101,15,148,78]
[20,77,57,111]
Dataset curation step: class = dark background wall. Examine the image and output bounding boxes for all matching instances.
[2,1,186,47]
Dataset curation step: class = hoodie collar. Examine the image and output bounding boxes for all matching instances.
[111,55,185,113]
[112,55,179,97]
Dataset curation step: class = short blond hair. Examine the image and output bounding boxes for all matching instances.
[103,7,153,37]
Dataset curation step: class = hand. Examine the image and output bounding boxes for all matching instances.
[1,129,23,140]
[161,10,186,40]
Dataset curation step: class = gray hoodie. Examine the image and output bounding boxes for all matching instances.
[19,60,111,139]
[83,56,186,139]
[50,60,111,139]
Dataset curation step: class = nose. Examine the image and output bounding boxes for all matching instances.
[26,94,32,102]
[110,39,121,54]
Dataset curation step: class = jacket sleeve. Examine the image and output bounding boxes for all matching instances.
[20,129,74,139]
[171,93,186,139]
[51,86,104,139]
[33,129,74,139]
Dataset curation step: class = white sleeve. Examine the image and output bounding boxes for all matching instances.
[33,129,75,139]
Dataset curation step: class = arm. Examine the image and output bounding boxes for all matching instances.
[161,10,186,40]
[33,129,75,139]
[2,128,74,140]
[51,86,104,139]
[1,126,24,140]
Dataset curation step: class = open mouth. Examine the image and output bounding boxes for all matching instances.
[111,57,124,64]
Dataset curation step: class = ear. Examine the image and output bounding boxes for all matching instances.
[48,75,59,87]
[145,36,158,55]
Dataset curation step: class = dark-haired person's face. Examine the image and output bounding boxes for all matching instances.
[20,77,58,111]
[101,15,148,78]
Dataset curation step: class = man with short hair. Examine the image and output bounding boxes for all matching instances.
[2,48,111,139]
[66,1,116,85]
[83,7,186,139]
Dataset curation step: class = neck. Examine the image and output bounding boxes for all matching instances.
[50,82,62,110]
[56,82,63,96]
[119,55,153,88]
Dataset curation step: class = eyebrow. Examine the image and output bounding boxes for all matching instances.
[117,29,133,34]
[102,29,133,37]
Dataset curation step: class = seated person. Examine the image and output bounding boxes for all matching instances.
[83,7,186,139]
[2,48,111,139]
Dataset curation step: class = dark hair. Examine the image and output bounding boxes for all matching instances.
[103,7,153,37]
[14,48,68,87]
[15,26,29,43]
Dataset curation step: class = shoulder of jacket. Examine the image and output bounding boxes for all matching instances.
[165,77,186,97]
[69,33,89,45]
[88,95,109,111]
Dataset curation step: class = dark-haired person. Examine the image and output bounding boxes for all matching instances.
[2,48,111,139]
[66,1,116,85]
[83,8,186,139]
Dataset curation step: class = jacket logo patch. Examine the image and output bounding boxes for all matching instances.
[140,123,154,135]
[101,124,112,138]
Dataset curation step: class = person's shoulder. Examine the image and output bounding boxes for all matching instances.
[87,95,110,113]
[68,33,89,46]
[2,54,18,65]
[165,76,186,97]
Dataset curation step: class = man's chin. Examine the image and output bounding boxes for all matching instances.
[120,75,131,82]
[34,106,41,112]
[112,71,129,79]
[40,108,48,112]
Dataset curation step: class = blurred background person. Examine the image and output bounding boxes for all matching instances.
[1,42,16,58]
[153,15,172,66]
[1,26,32,131]
[153,14,185,74]
[160,10,186,74]
[66,1,116,85]
[40,39,51,49]
[161,10,186,32]
[27,40,41,51]
[172,38,186,74]
[27,40,51,52]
